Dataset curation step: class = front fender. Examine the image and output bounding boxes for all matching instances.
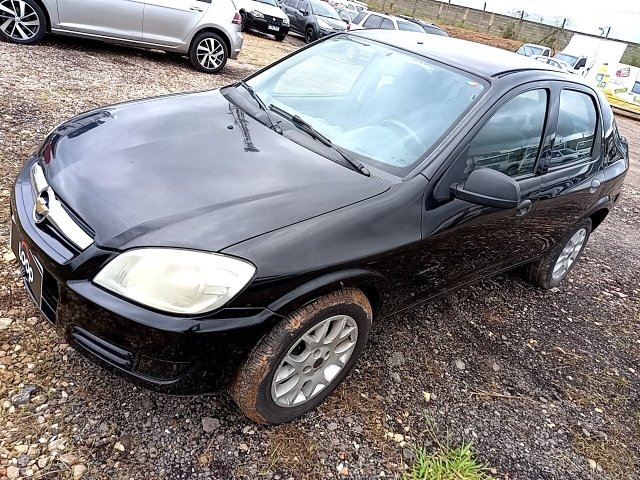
[267,269,386,317]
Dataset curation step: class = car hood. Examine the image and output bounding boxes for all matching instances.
[250,1,287,19]
[38,90,388,251]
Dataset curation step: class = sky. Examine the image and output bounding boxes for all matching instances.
[441,0,640,44]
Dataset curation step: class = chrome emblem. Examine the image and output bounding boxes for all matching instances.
[33,188,51,224]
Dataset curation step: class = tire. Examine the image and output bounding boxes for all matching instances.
[240,11,248,32]
[275,32,286,41]
[305,26,316,44]
[524,218,592,289]
[0,0,46,45]
[230,288,372,424]
[189,31,228,74]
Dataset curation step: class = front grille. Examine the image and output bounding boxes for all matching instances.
[41,270,59,323]
[267,16,282,25]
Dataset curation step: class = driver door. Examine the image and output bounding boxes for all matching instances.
[411,87,552,299]
[56,0,144,40]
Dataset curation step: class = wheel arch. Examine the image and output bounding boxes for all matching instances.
[32,0,52,31]
[590,208,609,232]
[267,269,386,319]
[189,26,231,57]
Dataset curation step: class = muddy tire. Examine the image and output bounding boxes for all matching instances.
[230,288,372,424]
[524,218,592,289]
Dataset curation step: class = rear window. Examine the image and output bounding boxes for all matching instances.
[380,18,395,29]
[423,25,448,36]
[553,90,598,166]
[363,14,383,28]
[352,11,366,24]
[397,20,423,32]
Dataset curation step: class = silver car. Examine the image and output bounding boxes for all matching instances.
[0,0,244,73]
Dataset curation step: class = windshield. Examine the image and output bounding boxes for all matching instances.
[555,53,578,65]
[528,45,544,55]
[311,2,341,19]
[245,35,485,175]
[256,0,278,5]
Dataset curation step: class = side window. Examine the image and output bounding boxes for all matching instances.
[434,89,547,202]
[553,90,597,167]
[363,14,383,28]
[380,18,394,29]
[352,11,366,24]
[297,0,307,12]
[466,89,548,178]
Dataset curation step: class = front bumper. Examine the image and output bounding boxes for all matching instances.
[10,160,280,394]
[246,13,289,36]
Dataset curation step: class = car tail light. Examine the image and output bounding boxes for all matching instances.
[232,12,242,24]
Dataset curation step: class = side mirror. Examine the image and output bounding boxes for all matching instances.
[575,58,586,69]
[450,168,520,209]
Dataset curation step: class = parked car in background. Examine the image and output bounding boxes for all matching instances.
[282,0,346,42]
[0,0,243,73]
[532,55,575,73]
[10,30,628,425]
[237,0,290,40]
[334,6,356,24]
[348,11,424,32]
[516,43,551,57]
[395,15,448,36]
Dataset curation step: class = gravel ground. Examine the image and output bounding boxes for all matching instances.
[1,30,639,480]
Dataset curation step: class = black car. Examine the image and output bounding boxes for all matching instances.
[396,15,449,36]
[282,0,346,42]
[10,31,628,424]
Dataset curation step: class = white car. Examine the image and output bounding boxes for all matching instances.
[532,55,576,74]
[237,0,290,40]
[348,11,424,32]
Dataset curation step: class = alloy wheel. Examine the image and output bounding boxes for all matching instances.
[552,228,586,280]
[0,0,40,41]
[271,315,358,407]
[196,37,224,71]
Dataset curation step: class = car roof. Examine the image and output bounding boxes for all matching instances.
[351,30,565,77]
[522,43,548,49]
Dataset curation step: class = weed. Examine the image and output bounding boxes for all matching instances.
[404,442,496,480]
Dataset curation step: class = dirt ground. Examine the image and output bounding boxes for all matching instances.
[1,29,639,480]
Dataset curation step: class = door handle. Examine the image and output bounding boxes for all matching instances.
[515,199,532,217]
[589,179,601,193]
[190,6,203,11]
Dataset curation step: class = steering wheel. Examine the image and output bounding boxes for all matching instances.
[380,119,426,155]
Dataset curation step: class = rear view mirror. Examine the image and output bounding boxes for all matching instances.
[450,168,520,209]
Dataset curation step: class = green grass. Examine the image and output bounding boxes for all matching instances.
[404,442,496,480]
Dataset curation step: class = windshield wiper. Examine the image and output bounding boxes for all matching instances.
[238,81,279,132]
[268,104,370,176]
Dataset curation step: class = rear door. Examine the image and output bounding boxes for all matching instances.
[56,0,144,40]
[293,0,308,31]
[283,0,299,30]
[534,83,604,247]
[142,0,210,46]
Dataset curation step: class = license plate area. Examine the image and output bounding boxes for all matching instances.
[11,219,44,311]
[268,25,280,31]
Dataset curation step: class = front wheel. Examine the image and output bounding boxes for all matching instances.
[524,219,592,289]
[0,0,46,45]
[230,288,372,424]
[275,32,286,41]
[189,32,228,74]
[305,26,316,43]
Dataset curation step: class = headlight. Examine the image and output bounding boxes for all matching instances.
[282,16,290,25]
[251,10,264,18]
[317,17,330,29]
[94,249,255,315]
